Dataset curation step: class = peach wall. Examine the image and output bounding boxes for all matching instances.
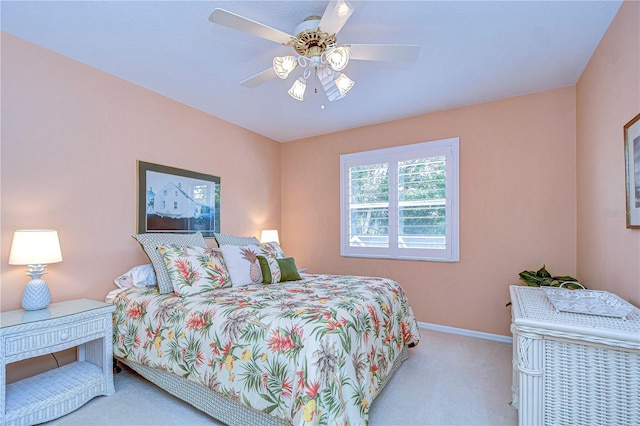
[282,87,577,336]
[1,33,282,311]
[576,0,640,305]
[3,3,635,341]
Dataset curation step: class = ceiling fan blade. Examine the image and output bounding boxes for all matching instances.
[347,44,420,62]
[319,0,354,35]
[209,9,293,45]
[240,68,277,88]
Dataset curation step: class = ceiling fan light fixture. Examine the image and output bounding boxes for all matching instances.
[325,46,350,71]
[273,56,298,79]
[288,77,306,101]
[334,72,354,95]
[208,2,419,104]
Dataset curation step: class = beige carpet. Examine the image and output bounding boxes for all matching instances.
[46,329,517,426]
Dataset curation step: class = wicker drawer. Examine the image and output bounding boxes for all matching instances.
[3,316,106,359]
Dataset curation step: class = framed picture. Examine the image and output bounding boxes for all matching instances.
[624,113,640,228]
[138,161,220,236]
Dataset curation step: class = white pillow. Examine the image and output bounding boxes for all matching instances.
[219,244,263,287]
[114,264,157,289]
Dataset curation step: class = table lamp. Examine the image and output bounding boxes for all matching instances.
[8,229,63,311]
[260,229,280,244]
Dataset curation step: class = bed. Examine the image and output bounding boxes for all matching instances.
[111,234,420,425]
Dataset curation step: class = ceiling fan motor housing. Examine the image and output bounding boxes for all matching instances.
[290,16,337,58]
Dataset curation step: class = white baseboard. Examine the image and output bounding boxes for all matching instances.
[418,321,512,344]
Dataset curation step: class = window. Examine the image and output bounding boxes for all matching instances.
[340,137,459,262]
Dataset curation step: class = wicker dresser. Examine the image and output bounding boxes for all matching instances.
[0,299,115,426]
[509,286,640,426]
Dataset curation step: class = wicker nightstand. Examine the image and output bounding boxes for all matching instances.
[0,299,115,425]
[510,285,640,426]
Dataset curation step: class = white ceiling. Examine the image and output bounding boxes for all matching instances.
[1,1,622,142]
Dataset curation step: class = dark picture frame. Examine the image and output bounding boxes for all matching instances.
[624,113,640,228]
[138,161,220,236]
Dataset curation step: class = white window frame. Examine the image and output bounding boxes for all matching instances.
[340,137,459,262]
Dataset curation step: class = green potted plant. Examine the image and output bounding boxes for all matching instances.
[518,265,584,289]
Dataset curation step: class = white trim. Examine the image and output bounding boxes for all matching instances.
[340,137,460,262]
[418,321,512,344]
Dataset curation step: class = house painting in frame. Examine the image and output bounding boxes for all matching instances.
[138,161,220,236]
[625,114,640,228]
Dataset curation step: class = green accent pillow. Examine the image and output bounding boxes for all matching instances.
[278,257,302,282]
[258,256,301,284]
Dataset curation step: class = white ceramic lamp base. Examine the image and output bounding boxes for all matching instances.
[22,279,51,311]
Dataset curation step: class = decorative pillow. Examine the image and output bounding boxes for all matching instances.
[219,244,264,287]
[279,258,302,281]
[258,241,286,259]
[132,232,207,294]
[113,264,157,289]
[257,255,282,284]
[214,232,259,246]
[158,245,231,296]
[259,256,301,283]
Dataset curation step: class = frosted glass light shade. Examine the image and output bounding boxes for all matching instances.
[260,230,280,244]
[9,230,63,265]
[288,78,306,101]
[325,46,350,71]
[335,73,355,96]
[273,56,298,79]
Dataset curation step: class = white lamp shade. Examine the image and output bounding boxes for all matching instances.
[260,229,280,244]
[9,230,63,265]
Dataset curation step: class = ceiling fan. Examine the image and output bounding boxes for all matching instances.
[209,0,420,102]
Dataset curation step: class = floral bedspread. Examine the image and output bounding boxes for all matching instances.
[112,274,420,425]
